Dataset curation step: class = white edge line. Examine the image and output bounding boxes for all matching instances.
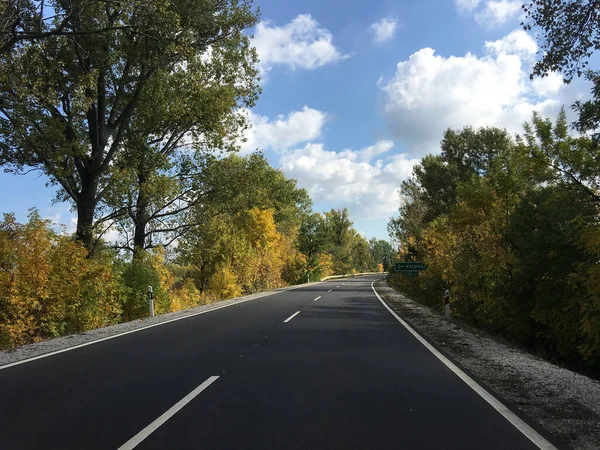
[370,280,556,450]
[117,375,219,450]
[313,296,321,302]
[0,283,322,371]
[283,311,301,323]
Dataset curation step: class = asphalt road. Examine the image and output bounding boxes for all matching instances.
[0,276,553,449]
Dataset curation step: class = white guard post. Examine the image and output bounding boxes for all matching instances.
[148,286,154,318]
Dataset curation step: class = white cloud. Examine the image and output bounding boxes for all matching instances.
[239,106,327,154]
[474,0,522,27]
[369,17,398,43]
[484,29,537,59]
[379,30,576,156]
[456,0,481,13]
[280,142,419,218]
[531,72,564,97]
[359,141,395,161]
[253,14,348,77]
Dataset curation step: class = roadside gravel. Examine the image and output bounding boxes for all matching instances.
[0,281,316,368]
[374,279,600,450]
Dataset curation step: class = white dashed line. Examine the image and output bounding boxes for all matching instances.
[284,311,301,323]
[313,296,321,302]
[117,376,219,450]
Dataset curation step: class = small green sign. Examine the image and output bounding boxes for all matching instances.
[395,262,427,272]
[404,271,420,278]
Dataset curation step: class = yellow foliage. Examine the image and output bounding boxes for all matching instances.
[149,247,175,315]
[0,212,121,348]
[210,264,242,299]
[316,252,334,279]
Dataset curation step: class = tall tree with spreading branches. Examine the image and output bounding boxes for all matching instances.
[0,0,259,252]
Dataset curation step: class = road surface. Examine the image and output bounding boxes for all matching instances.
[0,276,556,449]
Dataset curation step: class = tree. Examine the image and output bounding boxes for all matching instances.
[525,108,600,204]
[324,208,353,247]
[177,153,311,291]
[102,38,259,256]
[298,212,327,260]
[523,1,600,137]
[0,1,148,55]
[0,0,259,252]
[522,0,600,82]
[369,238,395,272]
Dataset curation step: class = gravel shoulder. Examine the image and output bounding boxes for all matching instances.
[374,279,600,450]
[0,281,316,368]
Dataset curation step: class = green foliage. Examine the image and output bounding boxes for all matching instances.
[0,0,260,251]
[319,208,375,275]
[389,115,600,375]
[369,238,395,272]
[523,0,600,82]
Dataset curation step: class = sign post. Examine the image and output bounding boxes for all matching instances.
[148,285,154,318]
[394,262,427,292]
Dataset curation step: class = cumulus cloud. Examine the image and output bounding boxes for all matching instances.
[474,0,522,27]
[253,14,348,77]
[369,17,398,43]
[280,142,419,218]
[456,0,481,13]
[239,106,327,154]
[484,29,537,59]
[378,30,578,156]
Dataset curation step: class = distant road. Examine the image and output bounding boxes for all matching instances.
[0,276,557,449]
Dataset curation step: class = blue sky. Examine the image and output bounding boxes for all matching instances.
[0,0,592,241]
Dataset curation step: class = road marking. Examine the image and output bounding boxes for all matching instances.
[117,376,219,450]
[284,311,301,323]
[313,296,321,302]
[0,282,324,371]
[328,289,332,293]
[370,280,557,450]
[336,285,340,288]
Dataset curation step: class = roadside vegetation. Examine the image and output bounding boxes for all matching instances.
[389,0,600,377]
[0,1,393,349]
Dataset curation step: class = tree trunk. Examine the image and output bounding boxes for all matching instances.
[133,170,149,258]
[76,177,98,254]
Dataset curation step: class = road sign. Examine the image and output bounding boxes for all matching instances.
[404,271,420,278]
[395,262,427,272]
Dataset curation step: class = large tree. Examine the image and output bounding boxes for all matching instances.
[101,31,259,255]
[0,0,259,252]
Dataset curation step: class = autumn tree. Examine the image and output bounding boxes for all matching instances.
[177,153,311,291]
[0,0,259,252]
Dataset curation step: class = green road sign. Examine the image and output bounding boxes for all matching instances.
[395,262,427,272]
[404,271,420,278]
